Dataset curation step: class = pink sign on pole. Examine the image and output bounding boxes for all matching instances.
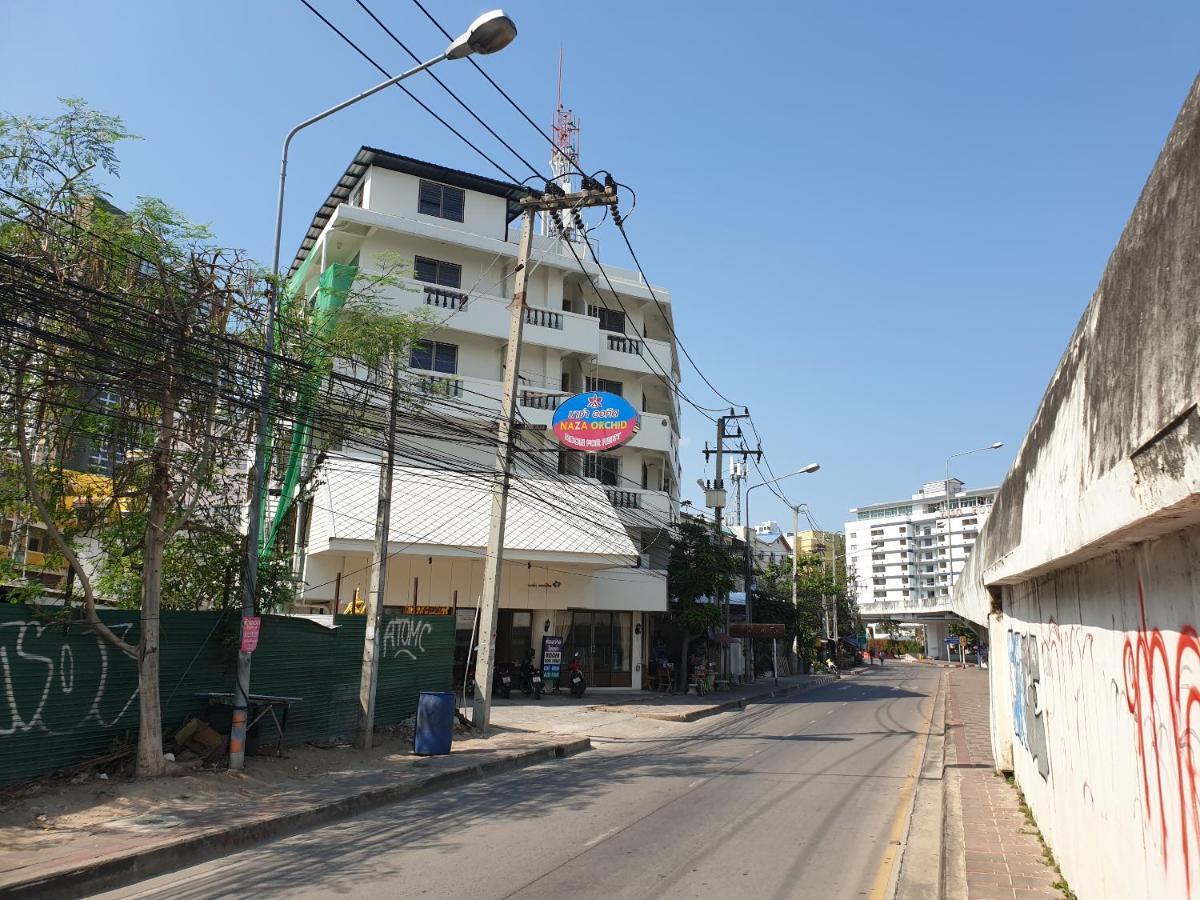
[240,616,261,653]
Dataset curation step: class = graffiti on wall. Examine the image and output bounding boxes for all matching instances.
[0,619,139,737]
[1008,629,1051,780]
[382,617,433,660]
[1122,579,1200,891]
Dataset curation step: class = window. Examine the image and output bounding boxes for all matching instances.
[414,256,462,289]
[410,340,458,374]
[585,376,622,397]
[585,454,619,486]
[870,529,883,536]
[418,180,465,222]
[962,518,978,526]
[587,305,626,334]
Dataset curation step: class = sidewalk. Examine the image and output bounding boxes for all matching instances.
[0,727,588,899]
[488,671,841,737]
[943,667,1063,899]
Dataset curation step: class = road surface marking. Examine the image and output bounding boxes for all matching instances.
[584,825,622,848]
[867,701,934,898]
[809,719,818,724]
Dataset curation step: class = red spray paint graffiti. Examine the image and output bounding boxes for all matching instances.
[1122,580,1200,890]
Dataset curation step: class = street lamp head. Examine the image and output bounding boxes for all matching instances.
[798,463,821,474]
[446,10,518,59]
[990,441,1003,449]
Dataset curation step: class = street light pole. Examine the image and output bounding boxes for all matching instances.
[744,464,819,682]
[232,9,518,771]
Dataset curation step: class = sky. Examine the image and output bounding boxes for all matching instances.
[3,1,1198,533]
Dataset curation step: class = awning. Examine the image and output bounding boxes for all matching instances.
[309,460,638,565]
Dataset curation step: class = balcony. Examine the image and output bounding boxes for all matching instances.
[416,374,463,399]
[601,487,674,525]
[605,488,641,508]
[422,285,467,311]
[519,390,564,410]
[524,308,563,330]
[606,334,642,356]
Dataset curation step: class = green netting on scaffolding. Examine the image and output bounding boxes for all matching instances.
[260,259,358,560]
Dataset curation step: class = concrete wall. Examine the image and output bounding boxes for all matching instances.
[952,75,1200,899]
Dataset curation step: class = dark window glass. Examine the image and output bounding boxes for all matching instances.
[414,256,462,289]
[418,180,466,222]
[585,454,619,486]
[410,340,458,374]
[587,304,626,334]
[585,376,622,397]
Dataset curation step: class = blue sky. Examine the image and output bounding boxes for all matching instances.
[3,1,1198,532]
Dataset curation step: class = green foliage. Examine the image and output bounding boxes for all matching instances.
[96,526,294,613]
[667,519,739,634]
[949,622,980,650]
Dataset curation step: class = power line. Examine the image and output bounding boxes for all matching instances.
[297,0,523,184]
[352,0,546,182]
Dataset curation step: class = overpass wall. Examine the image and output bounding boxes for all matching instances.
[951,75,1200,899]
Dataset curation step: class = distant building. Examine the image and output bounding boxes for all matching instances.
[844,480,999,610]
[786,529,845,572]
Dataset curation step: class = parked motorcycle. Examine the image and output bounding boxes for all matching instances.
[494,660,514,699]
[568,653,587,698]
[519,648,544,700]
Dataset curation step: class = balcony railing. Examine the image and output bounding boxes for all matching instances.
[606,334,642,355]
[519,390,565,410]
[524,308,563,330]
[605,488,641,509]
[423,285,468,310]
[418,374,463,399]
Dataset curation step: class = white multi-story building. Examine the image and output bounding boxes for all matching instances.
[844,480,998,612]
[286,148,682,690]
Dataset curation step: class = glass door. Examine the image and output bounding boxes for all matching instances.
[592,612,613,687]
[566,611,633,688]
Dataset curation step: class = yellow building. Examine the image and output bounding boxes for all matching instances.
[787,529,845,570]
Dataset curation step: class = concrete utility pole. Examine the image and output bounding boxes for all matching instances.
[472,182,619,729]
[703,412,757,681]
[356,356,401,750]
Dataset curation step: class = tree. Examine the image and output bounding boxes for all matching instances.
[666,519,740,689]
[0,100,274,776]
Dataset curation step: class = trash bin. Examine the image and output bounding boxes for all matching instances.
[414,691,456,756]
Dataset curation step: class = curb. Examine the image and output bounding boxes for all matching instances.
[1,737,590,900]
[892,670,948,899]
[627,675,839,723]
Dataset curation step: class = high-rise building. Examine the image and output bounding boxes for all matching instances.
[285,147,682,690]
[844,480,998,610]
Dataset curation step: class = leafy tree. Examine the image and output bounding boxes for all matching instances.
[0,100,276,776]
[666,519,740,689]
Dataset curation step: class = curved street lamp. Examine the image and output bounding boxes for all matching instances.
[741,465,821,681]
[235,10,519,771]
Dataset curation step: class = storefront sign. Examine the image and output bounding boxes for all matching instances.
[541,635,564,681]
[551,391,640,453]
[240,616,261,653]
[729,623,787,639]
[393,606,452,616]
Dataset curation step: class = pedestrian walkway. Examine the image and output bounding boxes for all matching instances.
[488,672,839,738]
[945,667,1063,899]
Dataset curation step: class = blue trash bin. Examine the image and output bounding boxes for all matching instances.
[414,691,455,756]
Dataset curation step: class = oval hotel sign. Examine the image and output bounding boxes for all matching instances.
[551,392,640,453]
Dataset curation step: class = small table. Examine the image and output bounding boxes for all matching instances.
[196,692,301,757]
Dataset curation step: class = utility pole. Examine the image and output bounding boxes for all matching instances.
[703,412,758,682]
[472,182,619,729]
[356,354,400,750]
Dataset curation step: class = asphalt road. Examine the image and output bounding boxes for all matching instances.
[99,665,940,900]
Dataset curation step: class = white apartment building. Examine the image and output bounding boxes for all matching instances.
[844,480,998,612]
[286,148,682,690]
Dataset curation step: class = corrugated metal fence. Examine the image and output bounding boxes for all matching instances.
[0,605,452,786]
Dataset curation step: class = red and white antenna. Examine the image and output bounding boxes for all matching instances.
[544,49,581,240]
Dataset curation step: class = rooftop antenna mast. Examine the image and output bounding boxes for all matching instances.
[544,49,582,246]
